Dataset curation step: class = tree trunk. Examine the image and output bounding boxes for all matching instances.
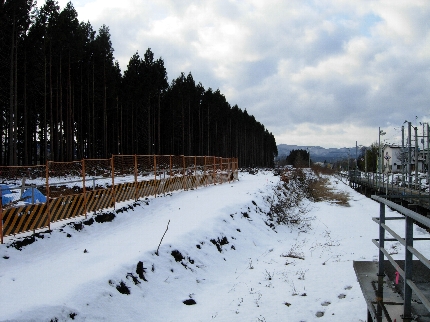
[67,52,73,161]
[24,51,28,164]
[49,43,54,161]
[59,54,63,161]
[8,16,16,165]
[91,60,95,158]
[147,97,151,154]
[157,94,161,154]
[207,104,210,156]
[43,49,47,163]
[13,28,18,165]
[103,60,107,157]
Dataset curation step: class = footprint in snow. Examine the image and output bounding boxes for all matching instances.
[338,285,352,299]
[316,311,324,317]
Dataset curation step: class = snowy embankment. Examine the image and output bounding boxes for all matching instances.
[0,170,400,321]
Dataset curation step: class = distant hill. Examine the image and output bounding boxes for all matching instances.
[276,144,360,163]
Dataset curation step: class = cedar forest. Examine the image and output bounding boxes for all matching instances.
[0,0,278,167]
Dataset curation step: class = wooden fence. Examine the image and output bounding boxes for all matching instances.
[0,155,239,243]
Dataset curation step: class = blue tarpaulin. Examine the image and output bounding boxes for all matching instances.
[22,187,47,204]
[1,185,14,205]
[0,184,12,195]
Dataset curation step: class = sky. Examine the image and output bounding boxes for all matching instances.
[2,170,416,321]
[55,0,430,149]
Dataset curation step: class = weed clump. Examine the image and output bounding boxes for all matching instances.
[210,236,229,253]
[267,169,313,227]
[267,168,349,228]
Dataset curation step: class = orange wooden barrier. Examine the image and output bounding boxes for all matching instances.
[0,156,238,242]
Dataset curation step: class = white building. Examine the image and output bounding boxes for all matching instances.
[382,145,429,173]
[382,145,402,173]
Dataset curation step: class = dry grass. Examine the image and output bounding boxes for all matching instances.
[309,177,350,206]
[311,165,336,176]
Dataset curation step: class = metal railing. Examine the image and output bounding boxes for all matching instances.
[371,195,430,320]
[350,171,430,192]
[348,171,430,210]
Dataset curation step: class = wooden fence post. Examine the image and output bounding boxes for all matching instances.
[46,161,51,231]
[111,157,116,209]
[134,154,138,201]
[228,158,231,183]
[194,156,197,189]
[82,159,88,218]
[154,154,157,197]
[204,156,207,187]
[183,155,186,190]
[213,156,216,184]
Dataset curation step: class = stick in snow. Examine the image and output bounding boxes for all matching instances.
[156,219,170,256]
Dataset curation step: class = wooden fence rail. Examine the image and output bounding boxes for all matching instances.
[0,155,239,243]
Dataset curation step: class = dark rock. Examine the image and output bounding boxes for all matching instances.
[95,212,115,223]
[116,281,130,295]
[183,299,196,305]
[171,250,184,262]
[83,218,94,226]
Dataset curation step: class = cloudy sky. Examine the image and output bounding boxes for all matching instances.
[56,0,430,148]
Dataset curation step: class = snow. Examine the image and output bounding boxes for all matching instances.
[0,170,425,321]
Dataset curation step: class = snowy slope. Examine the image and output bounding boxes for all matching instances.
[0,170,419,321]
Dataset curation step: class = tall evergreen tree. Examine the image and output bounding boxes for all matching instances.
[286,149,310,168]
[0,0,36,165]
[0,1,277,167]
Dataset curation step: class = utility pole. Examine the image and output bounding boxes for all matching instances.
[415,126,419,188]
[427,124,430,189]
[402,125,405,186]
[379,127,381,173]
[408,122,412,188]
[379,127,386,173]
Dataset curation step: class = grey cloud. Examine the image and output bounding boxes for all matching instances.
[63,0,430,147]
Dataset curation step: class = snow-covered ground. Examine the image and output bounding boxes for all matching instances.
[0,170,423,321]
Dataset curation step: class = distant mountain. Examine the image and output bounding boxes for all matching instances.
[276,144,361,163]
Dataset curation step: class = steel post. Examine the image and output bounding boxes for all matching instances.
[415,126,419,189]
[402,125,405,186]
[408,122,412,188]
[427,123,430,184]
[378,202,385,277]
[403,215,414,319]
